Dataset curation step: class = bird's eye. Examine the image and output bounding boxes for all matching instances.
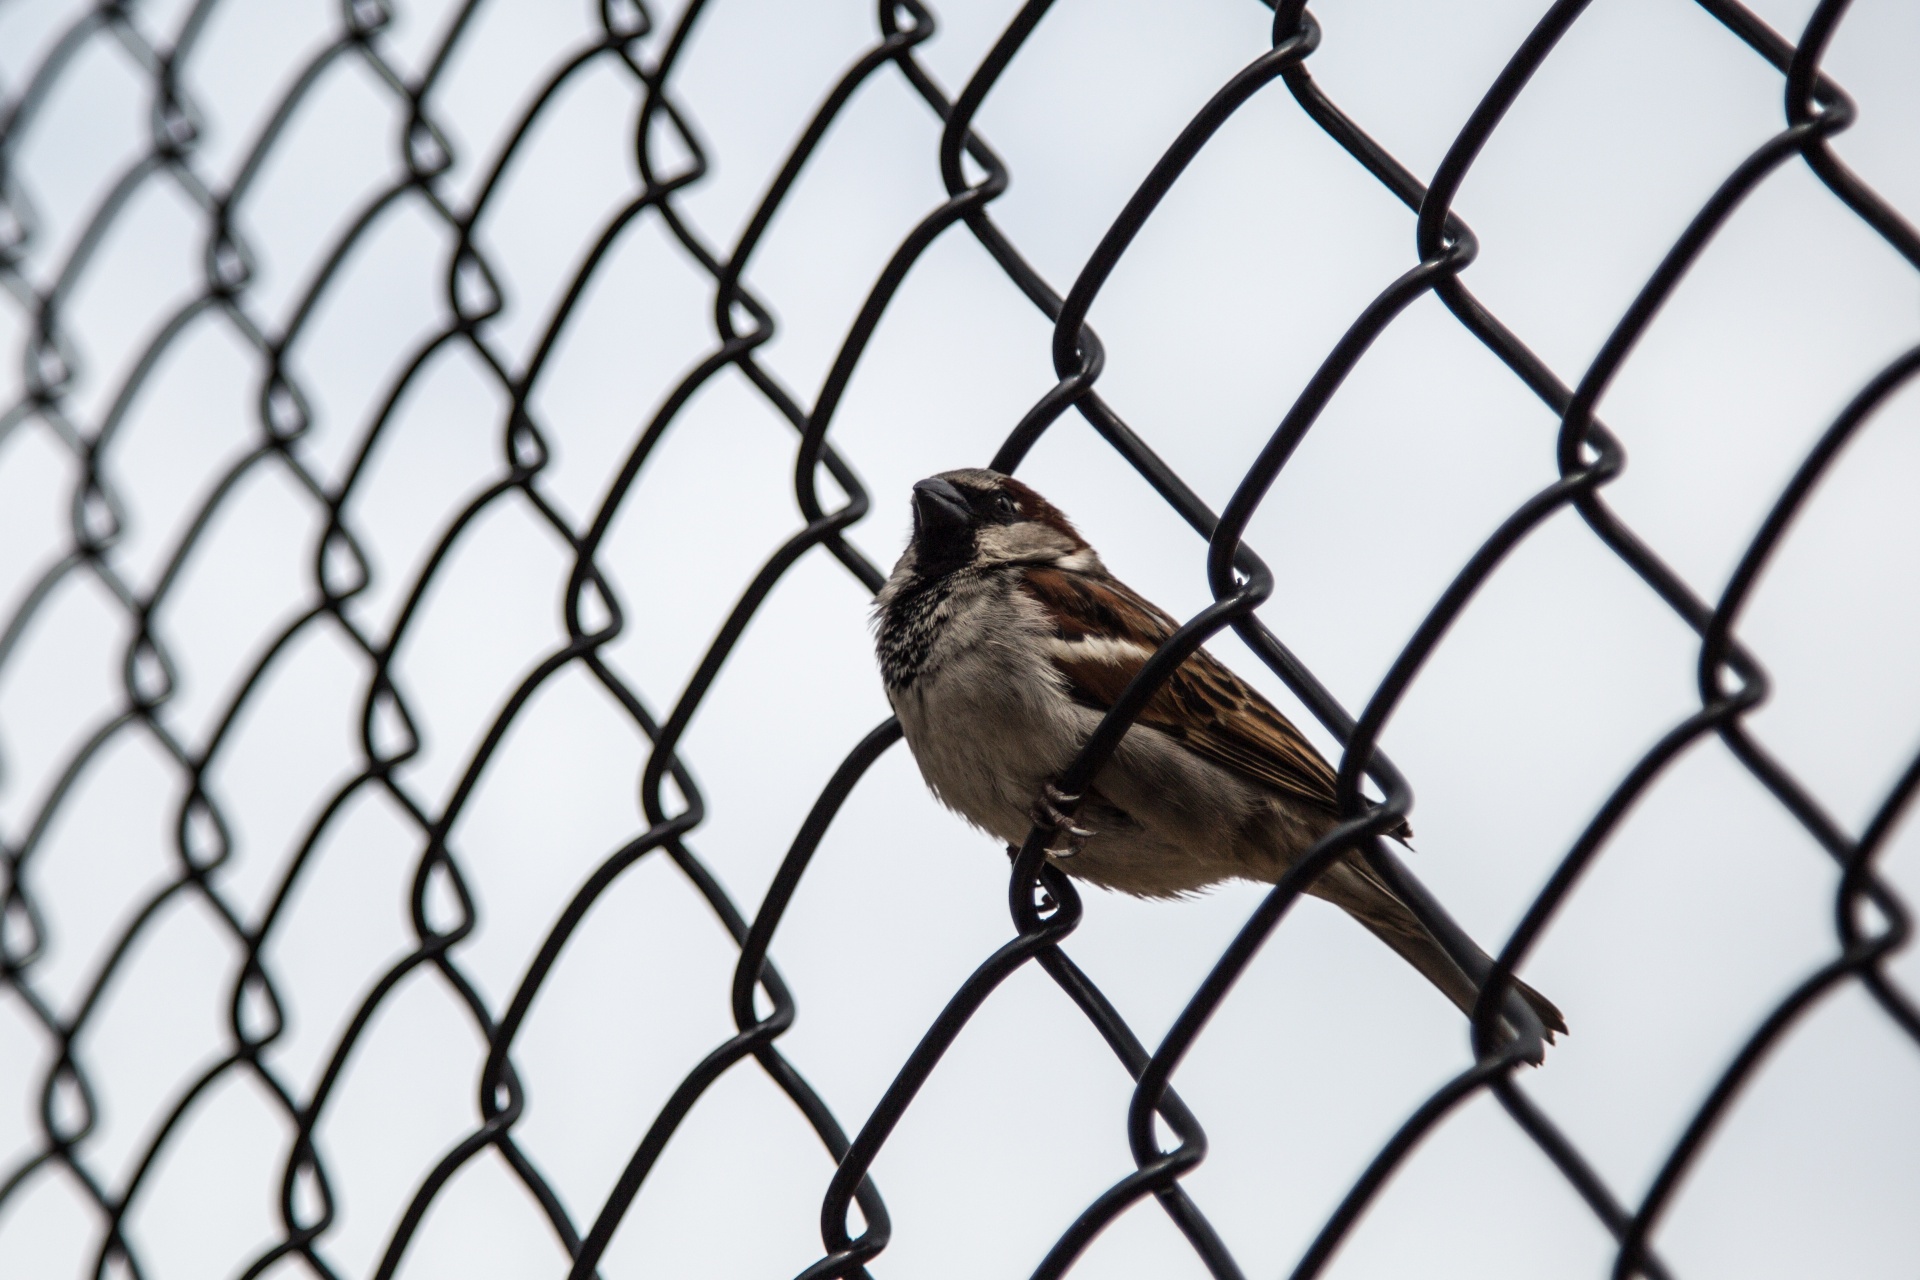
[994,492,1017,517]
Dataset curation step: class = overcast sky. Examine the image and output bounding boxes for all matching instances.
[1,0,1917,1278]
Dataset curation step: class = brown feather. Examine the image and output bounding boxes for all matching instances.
[1019,565,1413,838]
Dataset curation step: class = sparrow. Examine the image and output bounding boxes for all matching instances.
[873,468,1564,1045]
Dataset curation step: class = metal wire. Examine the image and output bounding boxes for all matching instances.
[1,0,1915,1278]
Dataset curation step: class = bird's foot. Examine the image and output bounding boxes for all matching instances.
[1030,782,1094,857]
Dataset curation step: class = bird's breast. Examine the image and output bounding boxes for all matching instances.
[887,635,1088,844]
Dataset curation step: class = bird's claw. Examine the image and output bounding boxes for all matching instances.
[1030,782,1094,857]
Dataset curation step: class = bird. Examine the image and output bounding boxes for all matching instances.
[872,467,1564,1049]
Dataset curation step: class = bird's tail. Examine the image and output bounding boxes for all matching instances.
[1307,856,1566,1057]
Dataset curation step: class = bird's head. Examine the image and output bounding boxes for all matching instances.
[903,468,1092,580]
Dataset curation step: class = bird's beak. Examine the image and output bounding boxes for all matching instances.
[911,477,972,541]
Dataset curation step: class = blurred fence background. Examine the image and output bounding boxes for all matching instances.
[1,0,1917,1277]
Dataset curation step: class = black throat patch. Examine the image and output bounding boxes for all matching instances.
[875,569,967,690]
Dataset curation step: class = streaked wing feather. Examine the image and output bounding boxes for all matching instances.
[1022,565,1344,816]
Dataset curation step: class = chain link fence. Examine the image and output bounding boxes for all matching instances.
[2,0,1917,1277]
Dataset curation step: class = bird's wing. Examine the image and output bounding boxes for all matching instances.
[1019,564,1355,821]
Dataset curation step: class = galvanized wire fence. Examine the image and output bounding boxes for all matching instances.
[1,0,1916,1278]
